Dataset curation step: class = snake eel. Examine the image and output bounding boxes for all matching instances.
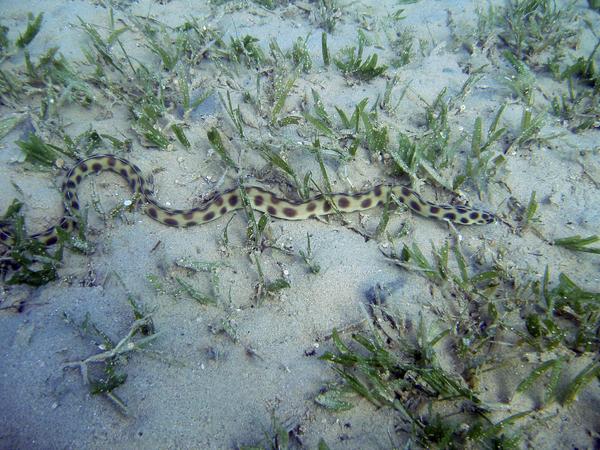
[0,154,494,249]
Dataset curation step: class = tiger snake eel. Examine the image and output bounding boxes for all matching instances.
[0,154,494,252]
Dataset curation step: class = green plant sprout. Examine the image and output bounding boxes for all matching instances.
[220,90,245,137]
[334,37,387,81]
[207,127,238,169]
[315,0,341,33]
[16,12,44,49]
[0,200,64,286]
[553,235,600,254]
[298,233,321,274]
[291,35,312,73]
[454,109,507,195]
[321,32,330,66]
[63,308,159,415]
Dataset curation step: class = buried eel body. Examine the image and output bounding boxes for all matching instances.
[0,154,494,249]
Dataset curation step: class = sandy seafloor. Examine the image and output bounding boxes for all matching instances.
[0,0,599,448]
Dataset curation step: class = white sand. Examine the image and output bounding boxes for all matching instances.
[1,0,599,448]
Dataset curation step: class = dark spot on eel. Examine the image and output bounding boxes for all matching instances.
[283,207,297,218]
[254,195,264,206]
[338,197,350,208]
[410,201,421,212]
[361,198,372,208]
[444,212,456,221]
[228,195,238,207]
[147,208,158,219]
[163,217,179,226]
[482,213,494,223]
[203,212,215,221]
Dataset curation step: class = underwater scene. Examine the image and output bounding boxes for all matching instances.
[0,0,599,448]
